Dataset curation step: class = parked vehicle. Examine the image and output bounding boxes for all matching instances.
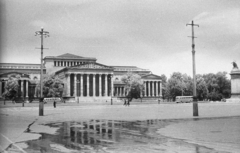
[175,96,193,103]
[43,97,63,103]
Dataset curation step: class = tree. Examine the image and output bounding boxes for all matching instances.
[165,72,192,101]
[203,72,230,101]
[196,75,208,100]
[121,73,144,101]
[36,75,64,97]
[2,75,20,102]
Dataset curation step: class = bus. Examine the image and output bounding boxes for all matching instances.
[43,97,63,103]
[175,96,193,103]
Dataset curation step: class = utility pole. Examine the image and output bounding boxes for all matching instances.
[187,20,199,116]
[35,27,49,116]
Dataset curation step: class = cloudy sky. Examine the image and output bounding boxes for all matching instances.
[1,0,240,78]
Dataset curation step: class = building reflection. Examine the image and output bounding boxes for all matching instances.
[21,119,209,153]
[59,119,169,149]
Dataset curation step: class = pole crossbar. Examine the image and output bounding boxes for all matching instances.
[187,20,199,117]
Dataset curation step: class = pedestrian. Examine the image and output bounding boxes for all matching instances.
[53,100,56,108]
[124,99,127,106]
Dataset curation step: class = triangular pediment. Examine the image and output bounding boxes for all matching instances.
[57,53,83,58]
[141,74,162,80]
[70,62,113,70]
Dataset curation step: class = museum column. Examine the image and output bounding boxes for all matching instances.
[86,74,89,97]
[119,87,122,96]
[156,81,159,97]
[93,74,96,97]
[160,81,162,97]
[74,74,77,97]
[67,74,70,97]
[148,81,150,97]
[21,80,24,97]
[80,74,83,97]
[144,81,147,97]
[152,81,154,97]
[111,75,114,97]
[116,87,118,97]
[99,74,102,97]
[105,74,108,97]
[26,80,28,98]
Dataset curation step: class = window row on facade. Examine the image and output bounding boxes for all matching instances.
[54,61,89,67]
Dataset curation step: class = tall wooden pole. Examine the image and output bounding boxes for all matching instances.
[187,20,199,116]
[35,27,49,116]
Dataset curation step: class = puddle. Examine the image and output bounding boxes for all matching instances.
[8,118,229,153]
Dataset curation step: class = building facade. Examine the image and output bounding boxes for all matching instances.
[0,53,162,102]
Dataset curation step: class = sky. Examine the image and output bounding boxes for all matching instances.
[0,0,240,78]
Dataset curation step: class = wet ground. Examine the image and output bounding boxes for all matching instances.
[6,116,240,153]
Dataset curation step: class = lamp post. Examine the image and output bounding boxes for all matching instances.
[35,27,49,116]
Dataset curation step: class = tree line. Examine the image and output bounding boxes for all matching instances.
[161,72,231,101]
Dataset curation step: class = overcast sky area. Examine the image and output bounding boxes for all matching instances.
[0,0,240,78]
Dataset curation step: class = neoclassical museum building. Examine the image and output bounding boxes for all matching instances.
[0,53,162,102]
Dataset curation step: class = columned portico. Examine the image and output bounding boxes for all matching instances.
[57,62,114,102]
[0,73,31,100]
[141,74,162,99]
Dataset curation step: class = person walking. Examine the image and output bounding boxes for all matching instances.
[53,100,56,108]
[124,99,127,106]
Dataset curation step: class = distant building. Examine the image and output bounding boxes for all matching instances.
[0,53,162,102]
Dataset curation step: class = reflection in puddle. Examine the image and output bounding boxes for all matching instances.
[14,119,216,153]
